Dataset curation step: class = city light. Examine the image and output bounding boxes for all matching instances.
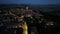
[0,6,56,34]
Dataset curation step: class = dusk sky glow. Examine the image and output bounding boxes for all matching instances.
[0,0,60,4]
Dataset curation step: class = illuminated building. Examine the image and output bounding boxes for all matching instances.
[26,6,29,10]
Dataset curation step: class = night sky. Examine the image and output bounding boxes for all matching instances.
[0,0,60,4]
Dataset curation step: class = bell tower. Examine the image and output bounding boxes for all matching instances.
[26,6,29,10]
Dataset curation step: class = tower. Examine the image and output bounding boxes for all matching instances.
[26,6,29,10]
